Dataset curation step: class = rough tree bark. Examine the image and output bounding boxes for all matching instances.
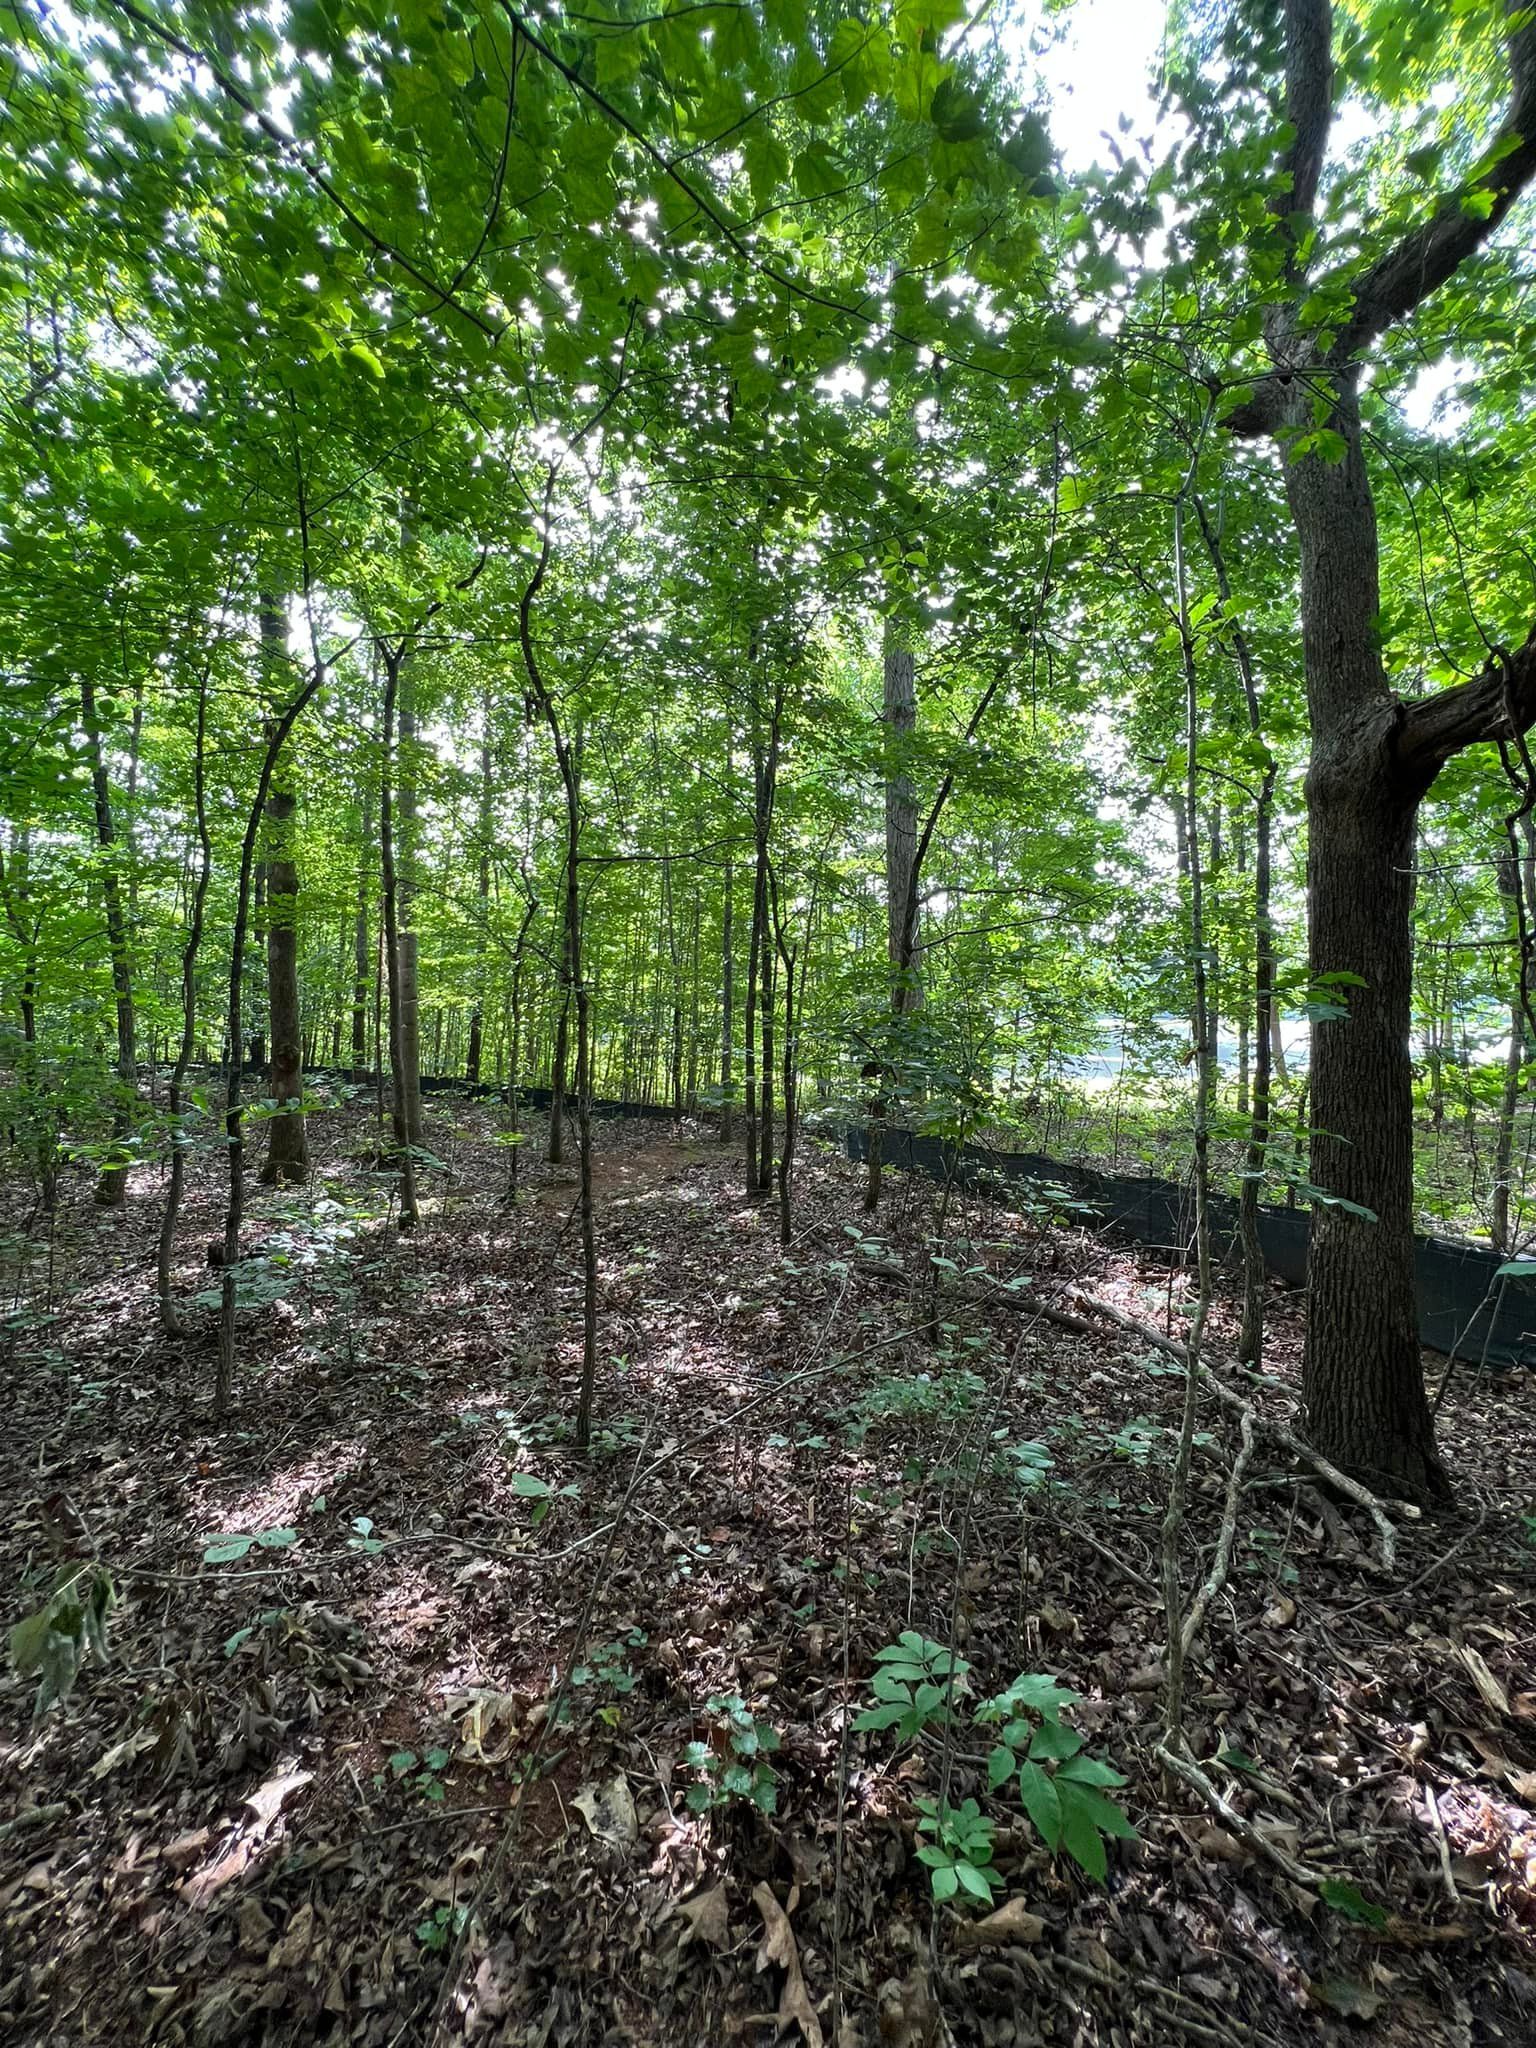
[1225,0,1536,1501]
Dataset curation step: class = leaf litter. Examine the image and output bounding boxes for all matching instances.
[0,1096,1533,2046]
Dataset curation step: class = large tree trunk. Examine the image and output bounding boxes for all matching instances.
[1285,393,1450,1502]
[259,598,308,1186]
[1229,0,1536,1503]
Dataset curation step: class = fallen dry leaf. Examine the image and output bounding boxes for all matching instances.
[753,1881,823,2048]
[268,1900,314,1970]
[1309,1973,1384,2020]
[242,1768,313,1829]
[955,1896,1046,1948]
[180,1838,256,1908]
[573,1773,638,1847]
[1458,1645,1510,1718]
[674,1881,731,1951]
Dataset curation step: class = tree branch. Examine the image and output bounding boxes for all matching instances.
[1280,0,1334,230]
[1334,3,1536,356]
[1393,627,1536,790]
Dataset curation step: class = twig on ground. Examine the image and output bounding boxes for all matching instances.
[1181,1405,1256,1655]
[1154,1740,1325,1888]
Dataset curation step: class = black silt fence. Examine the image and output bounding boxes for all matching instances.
[844,1123,1536,1371]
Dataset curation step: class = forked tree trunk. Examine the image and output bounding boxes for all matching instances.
[1227,0,1536,1501]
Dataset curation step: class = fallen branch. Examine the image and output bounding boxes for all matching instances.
[1059,1286,1406,1572]
[0,1802,70,1843]
[1180,1404,1255,1655]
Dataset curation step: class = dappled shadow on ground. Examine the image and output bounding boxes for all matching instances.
[1,1094,1534,2047]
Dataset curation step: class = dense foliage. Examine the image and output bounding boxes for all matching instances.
[3,0,1535,1493]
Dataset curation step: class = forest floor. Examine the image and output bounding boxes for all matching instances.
[1,1093,1534,2048]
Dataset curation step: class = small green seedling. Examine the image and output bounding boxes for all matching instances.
[681,1695,781,1815]
[379,1746,452,1802]
[416,1903,469,1950]
[852,1631,971,1743]
[915,1796,998,1902]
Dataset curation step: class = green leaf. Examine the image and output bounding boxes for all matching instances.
[202,1536,255,1563]
[345,341,386,380]
[1318,1878,1388,1928]
[1016,1761,1063,1851]
[511,1474,553,1497]
[1054,1754,1126,1789]
[1028,1720,1084,1762]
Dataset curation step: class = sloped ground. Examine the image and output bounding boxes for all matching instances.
[1,1094,1533,2048]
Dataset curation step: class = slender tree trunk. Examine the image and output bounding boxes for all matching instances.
[80,673,136,1206]
[0,831,54,1211]
[158,666,213,1334]
[884,630,919,1007]
[396,642,424,1151]
[217,654,328,1415]
[467,696,492,1084]
[548,882,571,1164]
[721,847,734,1143]
[758,862,775,1195]
[379,647,419,1232]
[1491,852,1526,1255]
[504,892,538,1200]
[772,869,799,1247]
[259,597,308,1185]
[1194,497,1273,1366]
[352,780,372,1080]
[744,850,760,1195]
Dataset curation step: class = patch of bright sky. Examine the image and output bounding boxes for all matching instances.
[1028,0,1167,177]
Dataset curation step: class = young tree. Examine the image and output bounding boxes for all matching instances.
[259,596,309,1185]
